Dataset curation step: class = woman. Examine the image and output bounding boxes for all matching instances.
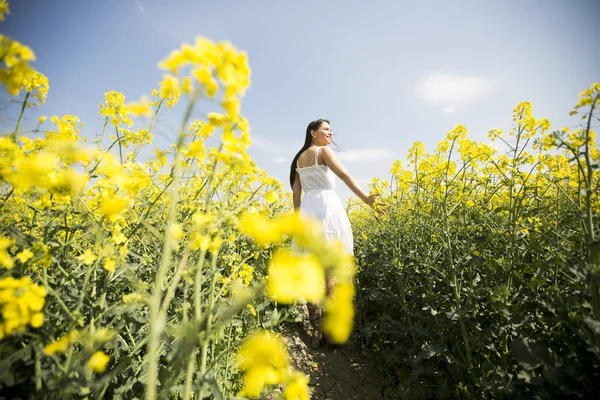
[290,118,382,349]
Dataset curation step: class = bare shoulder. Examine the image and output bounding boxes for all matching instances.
[320,146,336,158]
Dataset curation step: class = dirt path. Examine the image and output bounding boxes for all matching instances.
[281,316,398,399]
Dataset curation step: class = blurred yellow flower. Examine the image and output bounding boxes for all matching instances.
[323,282,355,344]
[0,276,47,339]
[239,213,284,247]
[0,0,9,22]
[103,259,116,273]
[123,293,144,304]
[168,223,184,241]
[44,330,79,355]
[266,249,325,304]
[246,304,257,316]
[235,330,289,398]
[77,249,97,266]
[16,248,33,263]
[87,351,110,373]
[100,194,130,217]
[128,95,152,117]
[283,372,310,400]
[158,74,180,108]
[0,236,14,269]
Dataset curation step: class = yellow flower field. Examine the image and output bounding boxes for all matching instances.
[1,0,598,398]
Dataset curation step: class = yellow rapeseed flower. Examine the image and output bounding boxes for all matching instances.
[44,330,79,355]
[100,194,130,217]
[283,372,310,400]
[99,91,132,127]
[0,0,9,22]
[158,74,180,108]
[16,249,34,263]
[128,95,152,117]
[122,293,144,304]
[0,35,36,96]
[0,236,15,269]
[77,249,97,266]
[103,259,116,273]
[322,282,355,344]
[239,213,284,247]
[87,351,110,373]
[266,249,325,304]
[246,304,257,316]
[0,276,47,339]
[168,223,184,241]
[21,70,48,106]
[235,330,289,398]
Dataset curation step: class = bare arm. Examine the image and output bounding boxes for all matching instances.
[292,172,302,211]
[320,146,373,207]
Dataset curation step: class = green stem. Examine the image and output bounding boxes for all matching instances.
[12,91,30,140]
[146,90,199,400]
[198,252,219,399]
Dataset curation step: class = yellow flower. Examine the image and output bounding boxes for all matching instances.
[103,259,116,273]
[87,351,110,373]
[0,236,14,269]
[99,91,132,127]
[239,263,254,286]
[123,293,144,304]
[128,95,153,117]
[158,74,180,108]
[44,330,79,355]
[38,115,47,124]
[30,312,44,328]
[222,96,240,119]
[239,213,284,247]
[266,249,325,304]
[21,70,49,105]
[322,282,355,344]
[246,304,257,316]
[207,112,225,126]
[168,223,184,241]
[190,233,211,251]
[16,249,34,263]
[100,194,130,217]
[0,276,47,339]
[77,249,97,266]
[235,331,289,398]
[209,236,223,254]
[283,372,310,400]
[0,35,36,96]
[0,0,9,22]
[264,190,279,204]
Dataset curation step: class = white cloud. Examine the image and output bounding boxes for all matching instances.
[273,157,288,163]
[337,148,392,163]
[417,73,492,107]
[442,106,455,114]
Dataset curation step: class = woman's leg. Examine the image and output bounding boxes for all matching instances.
[307,303,322,349]
[307,277,336,349]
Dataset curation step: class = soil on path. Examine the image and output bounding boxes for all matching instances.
[280,315,399,399]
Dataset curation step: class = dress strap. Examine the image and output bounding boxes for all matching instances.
[314,146,321,166]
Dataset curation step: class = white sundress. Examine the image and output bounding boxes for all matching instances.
[295,146,354,255]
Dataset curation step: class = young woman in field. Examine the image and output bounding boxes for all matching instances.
[290,118,383,349]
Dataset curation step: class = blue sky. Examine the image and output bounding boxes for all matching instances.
[2,0,599,203]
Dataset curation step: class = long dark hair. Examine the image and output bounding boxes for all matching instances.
[289,119,330,188]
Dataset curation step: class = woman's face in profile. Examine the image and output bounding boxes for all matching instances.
[313,121,333,146]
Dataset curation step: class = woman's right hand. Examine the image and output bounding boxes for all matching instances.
[366,194,386,216]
